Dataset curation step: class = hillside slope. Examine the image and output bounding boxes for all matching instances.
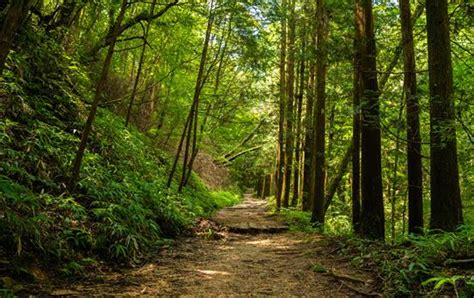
[0,26,239,283]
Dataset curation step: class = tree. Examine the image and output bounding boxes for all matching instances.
[400,0,423,234]
[302,3,316,212]
[276,0,288,211]
[292,26,306,207]
[283,0,296,208]
[426,0,463,231]
[351,1,362,234]
[125,0,157,127]
[0,0,35,74]
[356,0,385,240]
[86,0,179,58]
[167,0,215,191]
[311,0,328,226]
[68,0,128,191]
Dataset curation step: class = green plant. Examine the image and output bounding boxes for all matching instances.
[336,225,474,296]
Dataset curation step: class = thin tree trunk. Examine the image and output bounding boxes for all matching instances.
[179,96,199,190]
[68,0,128,191]
[277,0,288,211]
[400,0,423,235]
[311,0,328,226]
[324,144,352,212]
[390,94,404,242]
[283,0,296,208]
[292,48,305,207]
[379,4,424,92]
[223,121,263,160]
[351,1,362,234]
[302,2,316,212]
[357,0,385,240]
[426,0,463,231]
[166,101,193,188]
[263,174,271,198]
[183,8,232,187]
[223,146,262,164]
[125,0,157,127]
[177,2,214,192]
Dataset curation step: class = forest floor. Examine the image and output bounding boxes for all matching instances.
[49,193,380,296]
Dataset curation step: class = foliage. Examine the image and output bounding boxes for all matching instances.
[336,225,474,296]
[0,0,472,295]
[0,25,240,282]
[277,207,351,235]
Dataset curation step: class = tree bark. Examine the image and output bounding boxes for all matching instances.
[311,0,328,226]
[68,0,128,191]
[282,0,296,208]
[357,0,385,240]
[426,0,463,232]
[400,0,423,235]
[351,1,362,235]
[276,0,288,211]
[263,174,271,198]
[0,0,35,74]
[389,94,404,241]
[379,4,424,92]
[302,2,316,212]
[292,37,305,207]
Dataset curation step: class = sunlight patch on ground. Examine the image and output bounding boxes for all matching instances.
[245,239,275,247]
[245,238,300,250]
[196,269,231,276]
[218,245,235,250]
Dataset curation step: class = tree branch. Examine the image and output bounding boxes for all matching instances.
[87,0,178,57]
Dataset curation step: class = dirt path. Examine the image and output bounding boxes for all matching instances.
[51,193,378,296]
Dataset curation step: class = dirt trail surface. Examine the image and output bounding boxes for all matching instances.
[51,193,378,296]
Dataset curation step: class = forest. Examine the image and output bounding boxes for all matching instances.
[0,0,473,296]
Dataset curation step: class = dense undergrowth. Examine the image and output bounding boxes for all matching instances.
[0,26,240,290]
[278,207,473,296]
[338,227,474,296]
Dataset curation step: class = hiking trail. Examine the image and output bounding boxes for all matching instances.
[51,193,378,296]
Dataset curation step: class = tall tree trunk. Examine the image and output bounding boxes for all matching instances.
[0,0,35,75]
[166,104,192,187]
[351,1,362,234]
[184,10,233,186]
[389,94,404,242]
[302,2,316,212]
[426,0,463,231]
[311,0,328,226]
[125,0,157,127]
[276,0,288,211]
[283,0,296,208]
[357,0,385,240]
[379,4,424,92]
[400,0,423,235]
[177,3,214,192]
[68,0,128,191]
[292,37,305,207]
[263,174,271,198]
